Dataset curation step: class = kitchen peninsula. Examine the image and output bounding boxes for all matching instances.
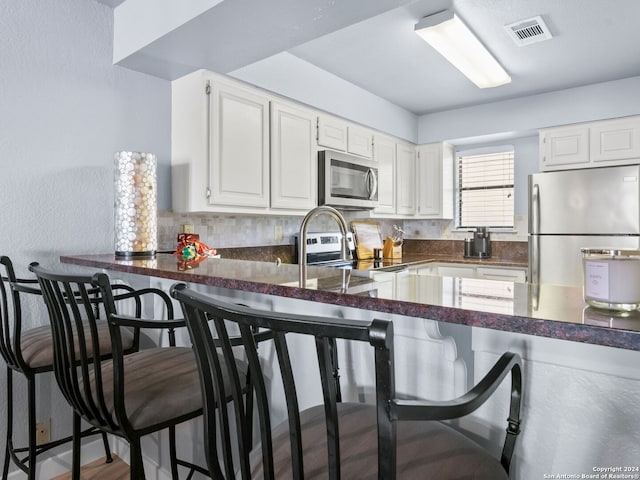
[61,253,640,350]
[60,253,640,479]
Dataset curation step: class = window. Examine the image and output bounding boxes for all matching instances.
[455,148,514,229]
[455,278,515,315]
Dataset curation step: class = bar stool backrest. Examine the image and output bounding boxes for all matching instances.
[172,282,523,480]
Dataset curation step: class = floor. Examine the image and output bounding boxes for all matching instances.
[51,455,129,480]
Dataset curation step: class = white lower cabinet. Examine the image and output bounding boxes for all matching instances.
[270,101,317,210]
[413,263,527,283]
[475,266,526,282]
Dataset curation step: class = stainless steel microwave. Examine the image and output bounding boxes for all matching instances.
[318,150,378,210]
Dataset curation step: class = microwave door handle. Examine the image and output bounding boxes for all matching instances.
[366,168,378,200]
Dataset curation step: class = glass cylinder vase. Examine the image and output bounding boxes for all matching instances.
[114,151,157,258]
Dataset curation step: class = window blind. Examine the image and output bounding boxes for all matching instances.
[456,150,514,228]
[455,278,515,315]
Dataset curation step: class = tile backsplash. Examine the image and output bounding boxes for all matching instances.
[158,210,402,250]
[158,210,528,250]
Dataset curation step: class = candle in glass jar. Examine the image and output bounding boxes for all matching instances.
[582,248,640,311]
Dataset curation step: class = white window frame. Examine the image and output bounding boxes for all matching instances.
[455,145,515,230]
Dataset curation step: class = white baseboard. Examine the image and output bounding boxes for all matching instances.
[7,437,171,480]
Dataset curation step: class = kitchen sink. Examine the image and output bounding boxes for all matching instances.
[312,259,408,275]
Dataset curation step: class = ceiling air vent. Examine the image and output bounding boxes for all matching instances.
[505,16,552,46]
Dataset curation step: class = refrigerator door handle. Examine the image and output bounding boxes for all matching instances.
[531,183,540,285]
[531,183,540,235]
[531,234,539,285]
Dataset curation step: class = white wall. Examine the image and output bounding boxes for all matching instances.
[0,0,171,475]
[0,0,171,270]
[230,52,419,143]
[113,0,224,63]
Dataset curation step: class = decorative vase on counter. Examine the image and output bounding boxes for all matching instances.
[114,151,157,258]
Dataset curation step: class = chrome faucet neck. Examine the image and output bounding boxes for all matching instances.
[298,206,349,288]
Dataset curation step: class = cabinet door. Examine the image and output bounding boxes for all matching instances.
[590,117,640,163]
[416,144,441,216]
[372,136,396,215]
[210,82,269,207]
[347,125,373,158]
[476,267,526,283]
[437,265,476,278]
[270,102,317,210]
[540,126,589,170]
[396,143,416,215]
[415,143,454,218]
[317,116,347,151]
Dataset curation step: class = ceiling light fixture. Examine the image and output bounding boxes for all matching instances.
[415,10,511,89]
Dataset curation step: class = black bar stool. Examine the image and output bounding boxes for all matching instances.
[1,256,115,479]
[29,262,212,479]
[172,283,524,480]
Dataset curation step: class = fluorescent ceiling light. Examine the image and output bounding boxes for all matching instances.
[415,10,511,89]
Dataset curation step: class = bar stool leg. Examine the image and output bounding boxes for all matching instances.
[72,414,81,480]
[169,425,178,479]
[129,438,145,479]
[101,432,113,463]
[2,367,12,480]
[27,375,36,480]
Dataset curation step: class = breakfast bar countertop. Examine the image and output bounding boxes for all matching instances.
[60,253,640,352]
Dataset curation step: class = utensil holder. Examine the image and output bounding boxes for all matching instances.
[383,237,402,259]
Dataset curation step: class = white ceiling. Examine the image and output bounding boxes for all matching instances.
[96,0,640,115]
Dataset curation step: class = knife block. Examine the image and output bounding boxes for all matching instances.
[383,237,402,259]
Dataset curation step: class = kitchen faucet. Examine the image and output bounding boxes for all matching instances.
[298,205,350,288]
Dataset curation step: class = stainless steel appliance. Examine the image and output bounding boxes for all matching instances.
[318,150,378,210]
[295,232,356,267]
[464,227,492,258]
[529,165,640,286]
[295,232,406,272]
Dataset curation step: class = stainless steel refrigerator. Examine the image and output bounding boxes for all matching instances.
[529,164,640,286]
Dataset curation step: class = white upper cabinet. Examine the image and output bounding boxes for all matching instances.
[539,125,589,170]
[317,115,347,151]
[172,70,210,213]
[590,116,640,163]
[172,70,318,214]
[540,116,640,171]
[395,142,416,215]
[347,125,373,159]
[416,143,454,219]
[270,101,317,210]
[371,141,453,219]
[372,135,396,215]
[317,115,373,159]
[209,80,270,208]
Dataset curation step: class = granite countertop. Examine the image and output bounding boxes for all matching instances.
[60,253,640,351]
